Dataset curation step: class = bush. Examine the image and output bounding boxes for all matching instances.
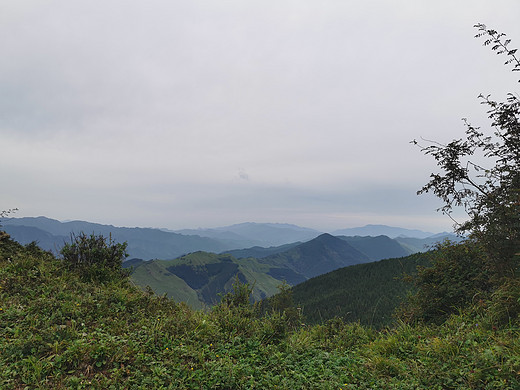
[487,278,520,325]
[401,240,493,324]
[60,232,128,282]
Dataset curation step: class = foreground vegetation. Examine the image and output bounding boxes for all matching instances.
[1,232,520,389]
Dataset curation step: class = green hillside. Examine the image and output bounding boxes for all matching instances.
[2,232,520,389]
[289,253,431,328]
[130,252,285,307]
[130,260,202,309]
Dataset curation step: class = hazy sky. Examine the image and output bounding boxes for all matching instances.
[1,1,519,232]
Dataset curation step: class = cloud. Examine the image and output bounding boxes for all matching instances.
[238,169,250,181]
[1,0,519,232]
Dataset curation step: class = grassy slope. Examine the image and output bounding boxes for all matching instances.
[1,235,520,389]
[130,252,284,308]
[130,260,203,310]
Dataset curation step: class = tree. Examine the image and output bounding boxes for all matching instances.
[413,24,520,278]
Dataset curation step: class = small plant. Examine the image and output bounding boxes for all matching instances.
[219,276,254,308]
[60,232,128,282]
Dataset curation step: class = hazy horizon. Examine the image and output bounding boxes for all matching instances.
[7,213,453,235]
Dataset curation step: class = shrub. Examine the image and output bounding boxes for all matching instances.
[60,232,128,282]
[487,278,520,325]
[401,240,493,324]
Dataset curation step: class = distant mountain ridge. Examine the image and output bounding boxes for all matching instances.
[2,217,325,259]
[174,222,322,247]
[2,217,229,259]
[331,224,436,239]
[2,217,456,263]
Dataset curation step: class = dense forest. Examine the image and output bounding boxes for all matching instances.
[289,252,431,328]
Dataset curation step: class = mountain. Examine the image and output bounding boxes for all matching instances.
[226,234,419,262]
[332,224,436,239]
[175,222,322,247]
[2,216,448,267]
[1,225,68,252]
[2,217,326,260]
[259,233,370,279]
[395,233,463,253]
[338,235,412,260]
[2,217,230,260]
[287,252,431,328]
[222,242,302,259]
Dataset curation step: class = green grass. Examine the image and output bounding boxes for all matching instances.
[1,235,520,389]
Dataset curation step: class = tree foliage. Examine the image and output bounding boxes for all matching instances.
[413,24,520,277]
[404,25,520,324]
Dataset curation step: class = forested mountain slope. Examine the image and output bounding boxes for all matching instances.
[130,234,375,307]
[289,252,431,328]
[259,233,370,279]
[338,235,411,260]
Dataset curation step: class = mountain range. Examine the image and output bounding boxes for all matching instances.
[128,232,440,308]
[1,216,461,309]
[1,217,458,261]
[173,222,322,247]
[331,224,437,239]
[129,233,376,307]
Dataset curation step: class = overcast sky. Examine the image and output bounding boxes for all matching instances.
[1,1,519,233]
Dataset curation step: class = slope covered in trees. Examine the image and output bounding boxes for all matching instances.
[405,23,520,324]
[289,252,430,328]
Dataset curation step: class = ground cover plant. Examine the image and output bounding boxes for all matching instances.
[1,231,520,389]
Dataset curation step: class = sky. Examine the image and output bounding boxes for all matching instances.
[1,1,520,233]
